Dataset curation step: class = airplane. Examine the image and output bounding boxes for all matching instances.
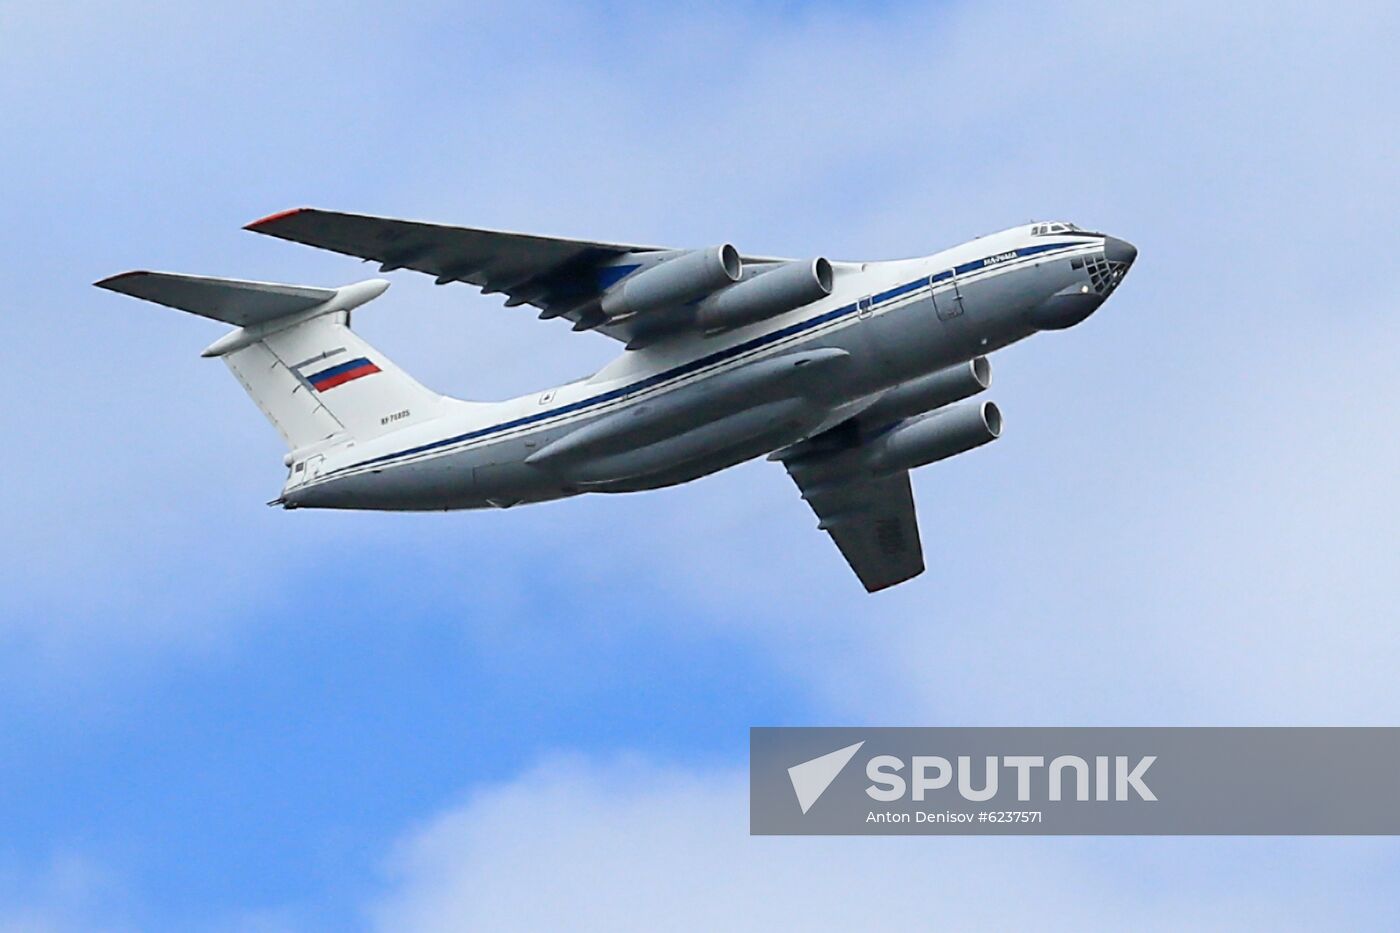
[96,210,1136,592]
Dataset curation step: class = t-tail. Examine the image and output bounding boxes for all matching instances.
[94,271,447,477]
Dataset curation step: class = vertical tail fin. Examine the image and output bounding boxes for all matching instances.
[223,311,444,450]
[96,272,446,452]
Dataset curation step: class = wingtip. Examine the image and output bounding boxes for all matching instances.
[94,270,150,289]
[862,565,925,594]
[244,207,309,231]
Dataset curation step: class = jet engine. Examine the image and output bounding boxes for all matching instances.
[694,258,834,332]
[870,401,1002,473]
[857,357,991,427]
[600,245,742,318]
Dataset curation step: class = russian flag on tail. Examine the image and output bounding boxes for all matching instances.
[307,357,381,391]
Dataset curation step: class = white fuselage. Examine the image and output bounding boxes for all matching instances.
[282,224,1129,511]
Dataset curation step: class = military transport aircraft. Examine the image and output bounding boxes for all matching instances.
[97,211,1135,591]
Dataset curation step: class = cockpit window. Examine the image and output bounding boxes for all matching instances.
[1031,221,1081,236]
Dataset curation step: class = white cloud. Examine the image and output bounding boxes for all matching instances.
[0,852,132,933]
[367,755,1398,932]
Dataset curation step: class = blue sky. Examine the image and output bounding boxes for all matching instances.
[2,0,1399,929]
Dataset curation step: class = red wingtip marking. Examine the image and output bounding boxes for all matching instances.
[244,207,308,230]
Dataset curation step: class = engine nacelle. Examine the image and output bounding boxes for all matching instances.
[600,245,742,318]
[694,258,834,332]
[857,357,990,427]
[871,401,1002,473]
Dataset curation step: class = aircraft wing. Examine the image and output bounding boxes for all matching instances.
[245,208,745,344]
[782,458,926,592]
[94,270,336,327]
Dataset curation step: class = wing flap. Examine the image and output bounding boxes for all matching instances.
[95,271,335,327]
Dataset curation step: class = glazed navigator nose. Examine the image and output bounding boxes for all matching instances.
[1104,236,1138,268]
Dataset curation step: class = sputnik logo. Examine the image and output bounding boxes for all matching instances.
[787,741,865,814]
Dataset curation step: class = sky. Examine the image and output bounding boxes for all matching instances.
[2,0,1399,929]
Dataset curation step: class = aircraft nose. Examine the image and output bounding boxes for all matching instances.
[1104,236,1137,267]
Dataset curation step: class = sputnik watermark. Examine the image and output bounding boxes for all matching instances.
[752,728,1400,835]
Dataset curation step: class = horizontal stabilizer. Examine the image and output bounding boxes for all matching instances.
[94,271,336,327]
